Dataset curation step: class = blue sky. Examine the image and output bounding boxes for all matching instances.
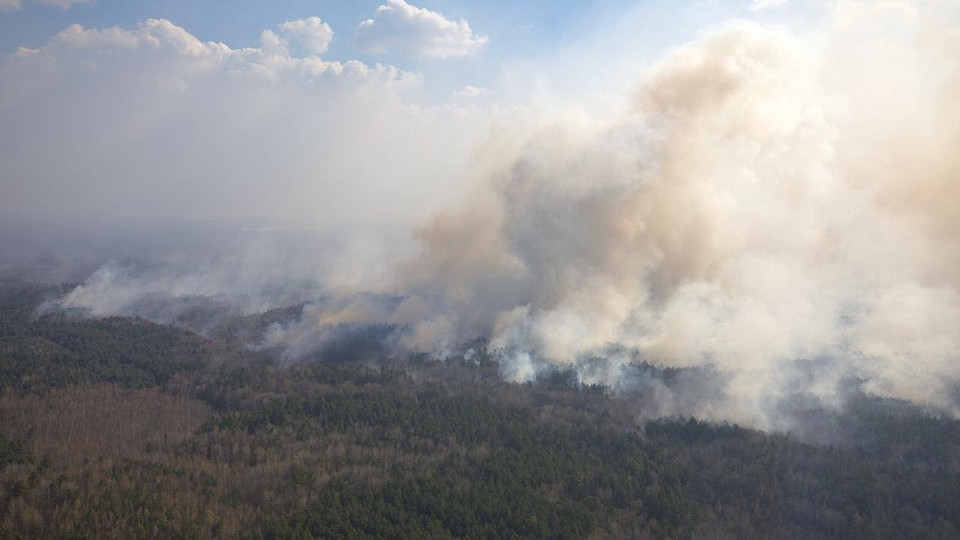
[0,0,824,227]
[0,1,649,52]
[0,0,818,100]
[0,1,640,57]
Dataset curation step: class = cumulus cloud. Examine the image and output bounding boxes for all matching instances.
[278,16,334,55]
[0,0,21,11]
[356,0,488,59]
[0,18,482,228]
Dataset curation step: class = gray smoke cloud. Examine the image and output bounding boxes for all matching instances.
[31,1,960,429]
[325,2,960,427]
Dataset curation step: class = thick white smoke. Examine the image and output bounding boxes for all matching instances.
[379,2,959,425]
[44,1,960,428]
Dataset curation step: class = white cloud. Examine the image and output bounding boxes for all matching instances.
[259,29,289,57]
[356,0,488,59]
[0,0,22,9]
[0,18,485,228]
[278,17,334,55]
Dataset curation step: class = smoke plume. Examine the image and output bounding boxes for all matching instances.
[378,3,960,426]
[32,1,960,428]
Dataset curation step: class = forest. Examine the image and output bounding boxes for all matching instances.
[1,280,959,539]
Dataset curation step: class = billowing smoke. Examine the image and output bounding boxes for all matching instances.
[291,2,960,426]
[34,1,960,428]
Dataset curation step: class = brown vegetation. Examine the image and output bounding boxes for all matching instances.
[0,385,212,468]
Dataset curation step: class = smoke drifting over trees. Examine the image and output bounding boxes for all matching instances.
[271,3,960,427]
[4,1,960,429]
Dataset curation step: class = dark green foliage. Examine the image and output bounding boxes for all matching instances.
[309,363,409,387]
[0,318,208,390]
[0,282,67,337]
[0,285,209,390]
[31,317,208,387]
[2,284,960,538]
[0,434,30,470]
[207,382,692,539]
[255,473,597,540]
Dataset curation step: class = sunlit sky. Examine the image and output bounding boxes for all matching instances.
[0,1,819,226]
[0,1,818,104]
